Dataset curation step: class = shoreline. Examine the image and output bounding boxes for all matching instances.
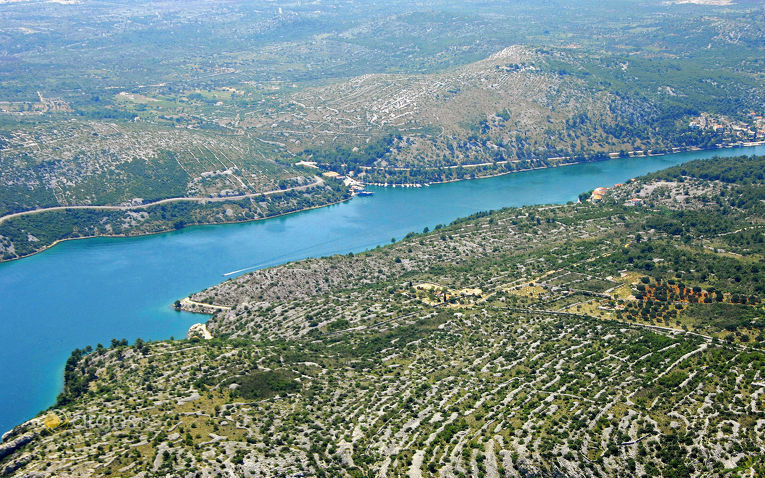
[2,144,763,440]
[2,141,763,265]
[361,141,765,188]
[0,194,354,265]
[363,161,584,188]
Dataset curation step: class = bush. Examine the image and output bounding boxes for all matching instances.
[225,370,299,400]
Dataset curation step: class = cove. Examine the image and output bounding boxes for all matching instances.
[1,145,763,434]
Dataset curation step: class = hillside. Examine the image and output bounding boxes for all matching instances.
[1,0,764,261]
[1,155,763,477]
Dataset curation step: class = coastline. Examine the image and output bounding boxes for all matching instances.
[0,194,354,265]
[2,144,763,442]
[361,141,765,188]
[2,141,763,265]
[364,161,583,188]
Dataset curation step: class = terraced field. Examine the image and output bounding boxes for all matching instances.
[2,155,763,477]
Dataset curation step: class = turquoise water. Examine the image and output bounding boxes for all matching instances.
[0,145,762,434]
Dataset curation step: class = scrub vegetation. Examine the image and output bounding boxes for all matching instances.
[1,0,764,259]
[2,155,763,477]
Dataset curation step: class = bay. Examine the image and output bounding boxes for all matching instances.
[1,145,763,434]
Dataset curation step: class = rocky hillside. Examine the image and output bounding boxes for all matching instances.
[2,0,764,262]
[1,155,763,477]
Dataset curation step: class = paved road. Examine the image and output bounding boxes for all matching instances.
[0,177,324,225]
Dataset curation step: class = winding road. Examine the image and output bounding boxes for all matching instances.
[0,177,324,225]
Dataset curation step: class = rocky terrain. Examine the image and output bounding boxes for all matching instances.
[1,0,764,261]
[1,155,763,477]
